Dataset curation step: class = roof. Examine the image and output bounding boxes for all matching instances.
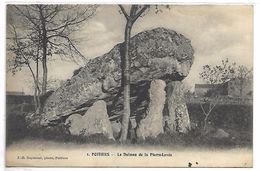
[6,91,25,96]
[195,84,221,89]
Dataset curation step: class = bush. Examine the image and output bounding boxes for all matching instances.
[6,111,28,145]
[187,103,253,131]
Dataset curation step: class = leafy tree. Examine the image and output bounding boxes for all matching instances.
[200,58,252,97]
[199,58,235,131]
[199,58,236,84]
[199,58,253,130]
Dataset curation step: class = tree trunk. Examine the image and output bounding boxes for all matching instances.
[203,115,209,131]
[35,58,41,113]
[33,86,38,111]
[42,53,47,95]
[40,6,48,95]
[32,57,42,114]
[27,61,41,114]
[119,21,133,142]
[239,79,243,97]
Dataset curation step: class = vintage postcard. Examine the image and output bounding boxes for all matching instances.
[5,4,253,167]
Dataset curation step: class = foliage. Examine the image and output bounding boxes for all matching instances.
[199,58,236,84]
[200,58,252,88]
[199,58,252,130]
[6,101,252,148]
[187,103,253,132]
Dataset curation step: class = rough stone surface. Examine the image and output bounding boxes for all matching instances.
[64,100,114,139]
[65,114,84,135]
[175,104,191,133]
[137,79,166,139]
[41,27,194,124]
[165,81,191,133]
[212,128,230,139]
[111,120,121,139]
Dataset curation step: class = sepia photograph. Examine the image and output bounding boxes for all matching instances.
[5,3,253,167]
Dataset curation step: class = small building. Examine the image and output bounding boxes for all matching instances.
[195,78,253,98]
[6,91,25,96]
[194,84,228,97]
[226,78,253,97]
[6,91,35,114]
[6,91,34,105]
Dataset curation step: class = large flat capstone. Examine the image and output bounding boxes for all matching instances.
[41,27,194,125]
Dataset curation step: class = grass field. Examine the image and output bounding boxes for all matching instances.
[5,103,253,167]
[6,103,253,149]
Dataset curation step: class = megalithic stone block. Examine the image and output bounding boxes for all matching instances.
[165,81,191,134]
[137,79,166,139]
[41,27,194,126]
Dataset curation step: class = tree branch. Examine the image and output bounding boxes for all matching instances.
[44,5,60,20]
[14,5,39,28]
[11,24,40,90]
[132,5,150,23]
[130,5,138,17]
[118,5,129,20]
[55,35,87,61]
[46,6,96,32]
[200,103,207,116]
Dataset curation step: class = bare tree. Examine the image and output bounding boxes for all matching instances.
[117,5,150,142]
[8,4,97,95]
[236,65,252,97]
[200,96,219,131]
[7,24,42,112]
[117,5,170,142]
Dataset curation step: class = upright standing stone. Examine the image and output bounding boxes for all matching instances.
[165,81,191,133]
[65,114,85,135]
[65,100,114,140]
[137,79,166,139]
[111,120,121,139]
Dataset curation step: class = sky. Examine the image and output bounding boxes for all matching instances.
[6,5,253,94]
